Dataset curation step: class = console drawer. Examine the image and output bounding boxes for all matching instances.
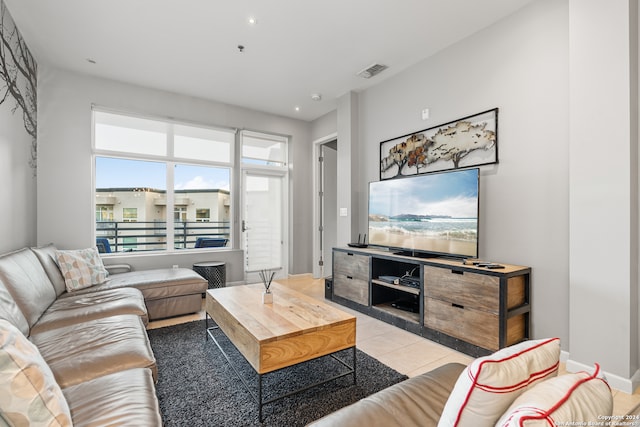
[424,297,526,351]
[334,251,369,280]
[333,274,369,306]
[424,265,501,313]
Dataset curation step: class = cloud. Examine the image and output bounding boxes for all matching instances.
[175,176,229,191]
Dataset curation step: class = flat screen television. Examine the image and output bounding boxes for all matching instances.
[368,168,479,259]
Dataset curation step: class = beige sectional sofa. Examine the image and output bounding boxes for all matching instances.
[0,245,206,426]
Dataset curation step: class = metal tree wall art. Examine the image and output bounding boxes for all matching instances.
[0,2,37,170]
[380,108,498,179]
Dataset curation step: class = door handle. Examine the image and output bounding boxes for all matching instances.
[242,220,250,232]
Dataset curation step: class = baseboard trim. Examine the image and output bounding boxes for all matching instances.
[287,273,313,279]
[226,280,246,287]
[565,353,640,394]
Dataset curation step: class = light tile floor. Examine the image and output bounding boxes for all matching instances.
[148,275,640,416]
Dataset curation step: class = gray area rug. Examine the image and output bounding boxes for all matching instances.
[148,320,408,426]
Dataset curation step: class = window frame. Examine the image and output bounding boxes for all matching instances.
[92,107,236,255]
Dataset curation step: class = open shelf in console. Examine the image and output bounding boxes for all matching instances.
[373,302,420,324]
[371,279,419,295]
[371,257,421,290]
[370,256,421,324]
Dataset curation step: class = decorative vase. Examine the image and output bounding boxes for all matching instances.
[262,290,273,304]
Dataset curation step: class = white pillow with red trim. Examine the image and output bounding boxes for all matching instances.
[495,364,613,426]
[437,338,561,427]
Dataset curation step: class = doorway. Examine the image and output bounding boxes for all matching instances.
[313,135,338,278]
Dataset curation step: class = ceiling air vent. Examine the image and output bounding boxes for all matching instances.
[356,63,388,79]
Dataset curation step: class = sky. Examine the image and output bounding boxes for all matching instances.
[369,168,479,218]
[95,157,230,191]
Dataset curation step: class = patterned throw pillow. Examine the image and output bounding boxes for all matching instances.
[496,364,613,426]
[438,337,561,427]
[0,319,72,426]
[55,247,108,292]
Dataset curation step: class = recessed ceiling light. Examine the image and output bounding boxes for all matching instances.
[311,93,322,101]
[248,17,257,25]
[294,106,300,112]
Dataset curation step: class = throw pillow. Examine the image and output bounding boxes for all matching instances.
[495,364,613,426]
[0,319,72,426]
[437,337,561,427]
[55,247,108,292]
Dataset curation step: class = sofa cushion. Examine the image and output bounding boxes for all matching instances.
[309,363,466,427]
[496,364,613,426]
[0,279,30,336]
[31,244,67,297]
[62,368,162,427]
[438,337,560,427]
[0,319,72,426]
[29,287,149,334]
[0,248,57,329]
[29,314,157,388]
[55,248,108,292]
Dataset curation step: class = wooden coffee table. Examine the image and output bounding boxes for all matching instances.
[205,282,356,421]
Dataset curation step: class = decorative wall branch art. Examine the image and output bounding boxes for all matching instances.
[0,1,37,171]
[380,108,498,180]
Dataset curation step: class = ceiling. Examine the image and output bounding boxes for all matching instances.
[4,0,534,122]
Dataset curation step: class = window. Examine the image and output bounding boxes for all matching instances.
[96,205,113,222]
[174,207,187,222]
[93,110,234,253]
[196,209,210,222]
[123,208,138,222]
[241,131,287,166]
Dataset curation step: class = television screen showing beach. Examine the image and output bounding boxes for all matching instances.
[368,169,479,257]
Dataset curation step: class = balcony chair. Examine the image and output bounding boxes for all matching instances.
[194,237,228,248]
[96,238,112,253]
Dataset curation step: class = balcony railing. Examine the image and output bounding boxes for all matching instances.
[96,220,230,253]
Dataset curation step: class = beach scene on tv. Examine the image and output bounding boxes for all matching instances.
[368,169,479,257]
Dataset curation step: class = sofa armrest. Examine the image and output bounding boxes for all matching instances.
[105,264,132,274]
[308,362,466,427]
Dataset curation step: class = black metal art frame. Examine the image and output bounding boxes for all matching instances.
[380,108,499,180]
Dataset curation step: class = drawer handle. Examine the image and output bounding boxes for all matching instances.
[452,303,464,309]
[451,270,464,275]
[347,275,353,279]
[347,253,354,256]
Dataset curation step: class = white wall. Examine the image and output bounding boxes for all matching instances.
[37,67,313,279]
[568,0,639,391]
[337,92,360,245]
[311,109,337,141]
[0,102,36,253]
[357,0,570,345]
